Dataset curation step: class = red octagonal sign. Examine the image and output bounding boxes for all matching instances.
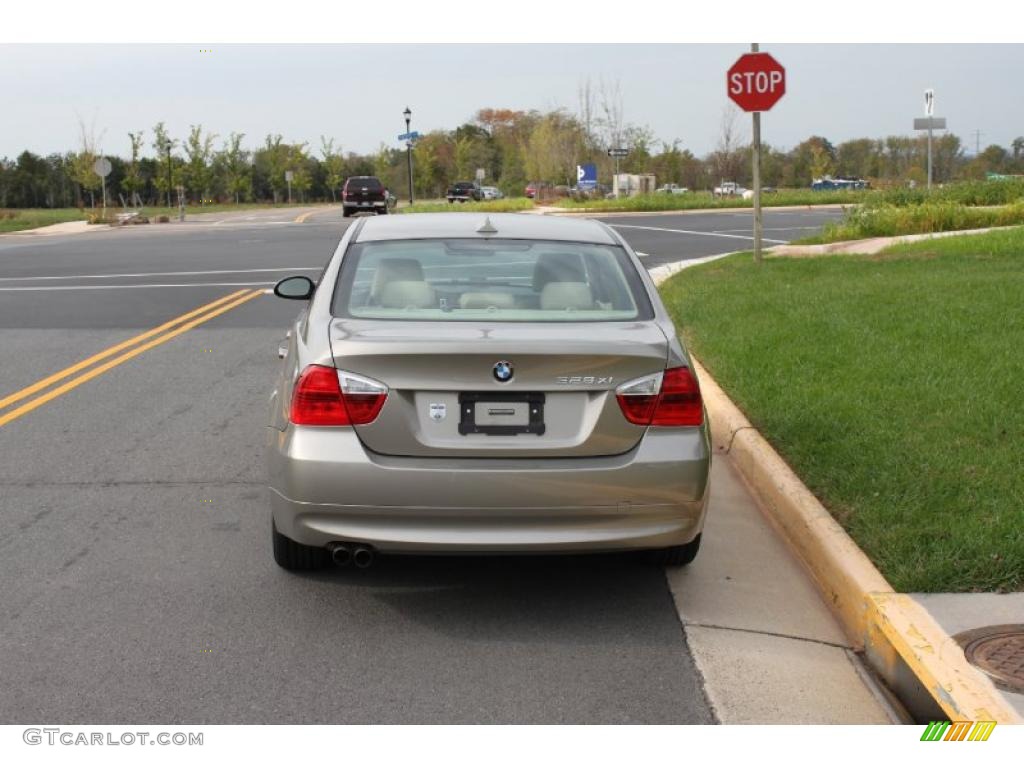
[727,52,786,112]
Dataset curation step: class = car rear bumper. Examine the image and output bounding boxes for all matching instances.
[267,424,711,553]
[343,200,387,208]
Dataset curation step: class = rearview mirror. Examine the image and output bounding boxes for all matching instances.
[274,275,315,301]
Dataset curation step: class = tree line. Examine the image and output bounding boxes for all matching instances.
[2,107,1023,209]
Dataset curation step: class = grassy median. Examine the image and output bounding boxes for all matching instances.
[0,202,326,233]
[797,201,1024,244]
[399,197,535,214]
[660,227,1024,592]
[554,189,864,213]
[0,208,89,233]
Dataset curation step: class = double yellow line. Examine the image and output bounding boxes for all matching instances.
[0,288,263,428]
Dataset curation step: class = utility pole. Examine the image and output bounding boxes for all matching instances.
[403,106,414,206]
[751,42,764,264]
[973,129,984,157]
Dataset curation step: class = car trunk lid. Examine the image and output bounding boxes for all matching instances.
[328,318,669,457]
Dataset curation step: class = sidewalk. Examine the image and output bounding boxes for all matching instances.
[667,454,899,723]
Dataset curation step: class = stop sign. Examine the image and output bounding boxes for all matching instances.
[727,53,786,112]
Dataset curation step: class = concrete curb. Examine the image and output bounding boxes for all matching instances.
[650,258,1022,724]
[770,224,1020,257]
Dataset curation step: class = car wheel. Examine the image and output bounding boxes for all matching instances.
[342,208,352,218]
[377,208,388,215]
[647,533,701,567]
[272,520,329,571]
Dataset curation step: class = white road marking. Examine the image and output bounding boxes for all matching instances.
[0,282,275,291]
[0,267,321,283]
[715,226,821,233]
[609,224,788,244]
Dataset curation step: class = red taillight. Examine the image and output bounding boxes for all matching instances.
[616,366,703,427]
[289,365,387,426]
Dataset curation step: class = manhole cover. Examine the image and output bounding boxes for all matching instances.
[955,624,1024,694]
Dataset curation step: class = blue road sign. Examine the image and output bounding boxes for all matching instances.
[577,163,597,190]
[398,131,421,142]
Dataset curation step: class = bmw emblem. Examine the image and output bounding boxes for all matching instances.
[493,360,514,382]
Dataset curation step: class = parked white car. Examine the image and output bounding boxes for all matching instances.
[656,184,689,195]
[713,182,747,197]
[480,186,504,200]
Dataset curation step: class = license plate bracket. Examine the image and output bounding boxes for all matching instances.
[458,392,546,436]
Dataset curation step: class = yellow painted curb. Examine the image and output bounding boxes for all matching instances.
[867,593,1019,722]
[689,355,1022,724]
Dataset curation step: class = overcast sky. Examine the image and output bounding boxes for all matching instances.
[2,44,1021,160]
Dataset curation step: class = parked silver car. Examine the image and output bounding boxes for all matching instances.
[267,213,710,570]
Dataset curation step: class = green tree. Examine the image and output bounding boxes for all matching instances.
[122,131,145,206]
[151,122,182,205]
[183,125,217,203]
[256,134,290,203]
[320,137,346,202]
[218,132,250,204]
[287,143,312,202]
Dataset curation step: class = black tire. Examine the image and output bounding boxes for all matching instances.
[342,208,352,218]
[376,207,388,215]
[272,521,329,571]
[647,534,702,567]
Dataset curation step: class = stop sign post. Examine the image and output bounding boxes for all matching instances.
[727,47,786,263]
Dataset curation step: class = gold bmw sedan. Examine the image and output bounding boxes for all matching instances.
[267,213,710,570]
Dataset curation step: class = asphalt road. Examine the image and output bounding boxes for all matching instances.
[0,206,840,724]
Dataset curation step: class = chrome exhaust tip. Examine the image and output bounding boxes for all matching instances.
[328,543,352,567]
[352,546,375,569]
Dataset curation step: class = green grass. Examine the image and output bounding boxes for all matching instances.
[796,202,1024,244]
[399,197,535,214]
[869,177,1024,208]
[554,189,866,212]
[0,208,89,233]
[659,235,1024,592]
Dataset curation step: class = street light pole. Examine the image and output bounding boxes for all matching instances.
[404,106,414,206]
[165,141,173,209]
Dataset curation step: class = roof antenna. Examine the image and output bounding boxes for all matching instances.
[476,216,498,236]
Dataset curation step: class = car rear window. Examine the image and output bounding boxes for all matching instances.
[332,239,653,322]
[346,177,382,190]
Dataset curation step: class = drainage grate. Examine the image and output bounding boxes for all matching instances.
[955,624,1024,695]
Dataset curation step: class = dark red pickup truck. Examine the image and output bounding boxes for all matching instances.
[342,176,391,217]
[446,181,483,203]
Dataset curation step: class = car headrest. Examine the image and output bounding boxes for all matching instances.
[370,258,425,300]
[459,292,516,310]
[379,281,435,309]
[540,282,594,311]
[532,253,586,292]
